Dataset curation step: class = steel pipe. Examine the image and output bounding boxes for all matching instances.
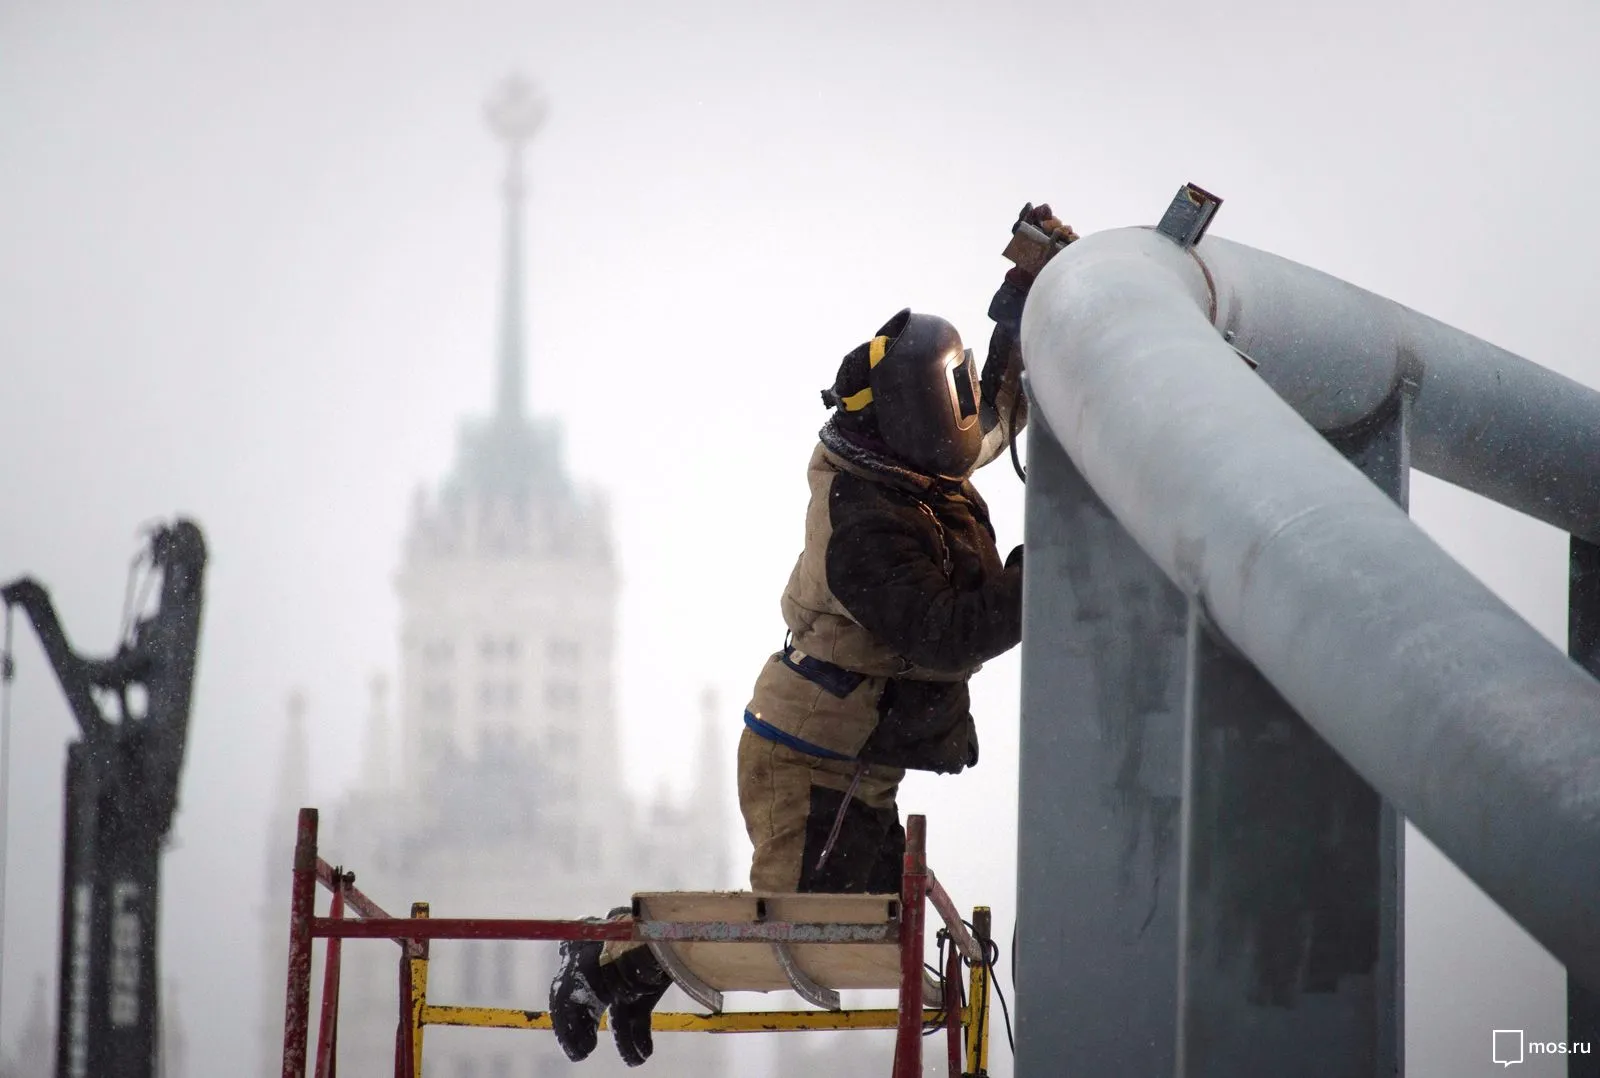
[1196,233,1600,543]
[1021,227,1600,984]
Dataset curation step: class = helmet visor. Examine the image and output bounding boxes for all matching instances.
[948,349,979,431]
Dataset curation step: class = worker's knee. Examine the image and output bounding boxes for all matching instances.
[738,728,905,894]
[796,783,903,894]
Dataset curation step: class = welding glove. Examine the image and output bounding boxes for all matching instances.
[989,202,1078,338]
[549,907,633,1062]
[606,947,672,1067]
[550,936,608,1061]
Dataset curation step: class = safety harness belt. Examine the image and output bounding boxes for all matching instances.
[742,710,855,762]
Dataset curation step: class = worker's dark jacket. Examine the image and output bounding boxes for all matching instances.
[745,335,1027,775]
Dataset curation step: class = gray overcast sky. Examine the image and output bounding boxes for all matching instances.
[3,1,1598,1075]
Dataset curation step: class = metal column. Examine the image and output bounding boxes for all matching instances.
[1016,409,1187,1076]
[1176,396,1407,1077]
[1018,395,1409,1075]
[1570,535,1600,1077]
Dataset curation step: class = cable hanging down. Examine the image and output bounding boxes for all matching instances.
[1008,379,1027,484]
[920,919,1015,1060]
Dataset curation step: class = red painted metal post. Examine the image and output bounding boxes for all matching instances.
[394,951,413,1078]
[925,870,984,965]
[282,808,319,1078]
[309,917,639,941]
[317,858,397,926]
[945,941,962,1075]
[893,815,928,1078]
[313,878,346,1078]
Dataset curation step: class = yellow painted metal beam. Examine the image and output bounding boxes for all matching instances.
[964,905,993,1076]
[408,903,430,1078]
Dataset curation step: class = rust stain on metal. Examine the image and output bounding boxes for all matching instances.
[313,883,345,1077]
[292,808,318,872]
[635,920,893,943]
[1188,246,1219,325]
[924,872,983,965]
[281,809,319,1078]
[312,916,633,942]
[316,857,395,925]
[894,813,929,1078]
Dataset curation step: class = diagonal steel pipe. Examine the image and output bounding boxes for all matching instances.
[1020,226,1600,985]
[1197,234,1600,542]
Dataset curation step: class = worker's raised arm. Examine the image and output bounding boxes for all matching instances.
[972,201,1078,472]
[972,324,1028,472]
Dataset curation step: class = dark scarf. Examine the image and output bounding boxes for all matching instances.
[818,418,967,495]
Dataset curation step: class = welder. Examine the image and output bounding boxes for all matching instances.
[549,203,1075,1068]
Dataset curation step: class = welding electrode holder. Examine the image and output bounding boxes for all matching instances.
[1000,202,1079,280]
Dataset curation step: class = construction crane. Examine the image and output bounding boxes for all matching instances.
[1,519,206,1078]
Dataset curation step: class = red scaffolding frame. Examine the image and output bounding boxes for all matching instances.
[279,807,995,1078]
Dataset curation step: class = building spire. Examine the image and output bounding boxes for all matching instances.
[484,74,546,425]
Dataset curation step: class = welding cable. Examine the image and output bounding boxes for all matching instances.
[962,917,1016,1056]
[986,936,1015,1053]
[1008,382,1027,483]
[812,762,868,874]
[922,928,955,1035]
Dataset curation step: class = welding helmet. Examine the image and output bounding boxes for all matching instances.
[824,309,983,479]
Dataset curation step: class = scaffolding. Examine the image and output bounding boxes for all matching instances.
[279,807,997,1077]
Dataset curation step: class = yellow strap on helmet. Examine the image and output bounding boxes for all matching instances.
[868,335,889,367]
[840,387,874,411]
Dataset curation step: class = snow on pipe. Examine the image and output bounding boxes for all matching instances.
[1020,226,1600,986]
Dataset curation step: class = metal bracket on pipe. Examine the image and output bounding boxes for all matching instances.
[1156,183,1223,248]
[1223,330,1259,370]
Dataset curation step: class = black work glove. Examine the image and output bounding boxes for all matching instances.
[1021,203,1075,245]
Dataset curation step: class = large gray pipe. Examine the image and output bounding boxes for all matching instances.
[1021,226,1600,984]
[1194,235,1600,542]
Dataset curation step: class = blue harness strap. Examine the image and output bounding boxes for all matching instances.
[743,709,857,762]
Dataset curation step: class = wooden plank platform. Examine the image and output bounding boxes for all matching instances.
[633,891,902,993]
